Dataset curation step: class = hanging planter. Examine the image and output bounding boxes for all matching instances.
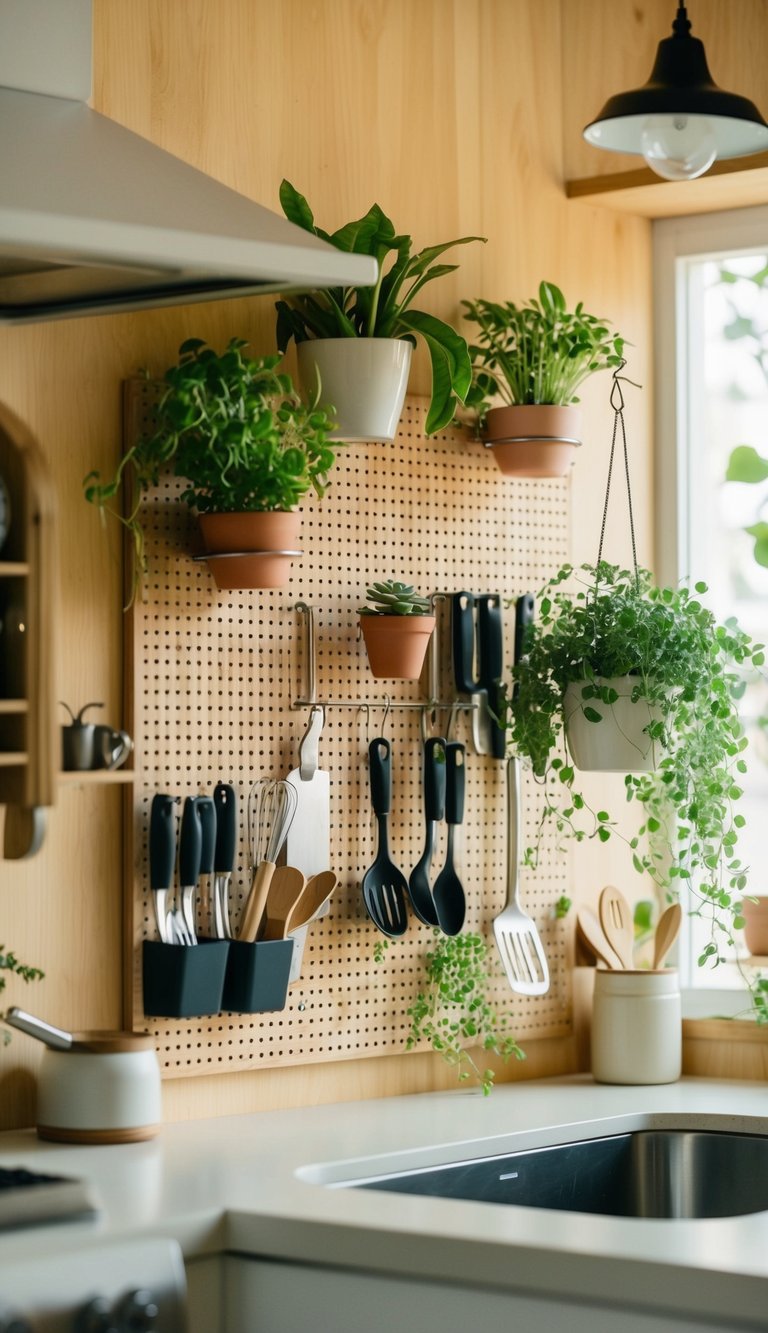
[296,339,412,443]
[462,282,624,478]
[742,897,768,957]
[483,404,582,478]
[196,511,302,590]
[358,580,435,680]
[276,181,484,443]
[564,675,662,772]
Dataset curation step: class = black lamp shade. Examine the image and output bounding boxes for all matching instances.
[584,8,768,160]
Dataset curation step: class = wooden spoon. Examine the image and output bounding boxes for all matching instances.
[288,871,337,934]
[653,902,682,969]
[575,906,623,969]
[260,866,306,941]
[598,885,634,969]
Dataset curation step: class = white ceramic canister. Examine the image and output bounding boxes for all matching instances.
[591,968,681,1086]
[296,337,412,442]
[37,1032,162,1144]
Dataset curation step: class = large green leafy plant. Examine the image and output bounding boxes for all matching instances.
[84,337,336,585]
[275,181,484,435]
[503,561,762,982]
[462,281,624,417]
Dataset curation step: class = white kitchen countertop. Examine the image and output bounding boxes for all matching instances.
[2,1075,768,1327]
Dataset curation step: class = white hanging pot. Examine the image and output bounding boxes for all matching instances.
[296,337,412,442]
[564,675,662,772]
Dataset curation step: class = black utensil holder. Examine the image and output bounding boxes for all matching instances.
[142,938,230,1018]
[222,939,293,1013]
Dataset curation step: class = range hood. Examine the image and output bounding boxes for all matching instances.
[0,0,377,323]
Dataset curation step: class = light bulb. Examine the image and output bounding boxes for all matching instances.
[640,113,717,180]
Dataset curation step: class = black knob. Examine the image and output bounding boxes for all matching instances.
[75,1296,118,1333]
[116,1289,160,1332]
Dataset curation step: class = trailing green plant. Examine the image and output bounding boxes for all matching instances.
[84,337,337,589]
[406,932,525,1096]
[359,579,431,616]
[502,560,764,988]
[0,945,43,1045]
[554,895,572,920]
[462,281,624,418]
[275,180,485,435]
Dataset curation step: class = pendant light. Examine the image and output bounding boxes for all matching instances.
[583,3,768,181]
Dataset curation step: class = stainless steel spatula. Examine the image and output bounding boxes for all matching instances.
[493,755,550,994]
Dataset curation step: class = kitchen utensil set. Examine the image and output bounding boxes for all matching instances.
[240,779,299,942]
[361,736,467,938]
[576,890,682,970]
[150,787,238,946]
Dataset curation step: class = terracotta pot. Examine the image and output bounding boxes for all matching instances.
[564,675,663,773]
[484,404,582,478]
[360,614,435,680]
[196,511,302,590]
[296,338,412,443]
[742,897,768,956]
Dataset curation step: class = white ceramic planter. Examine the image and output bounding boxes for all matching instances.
[591,968,681,1085]
[37,1041,162,1143]
[564,675,662,772]
[296,337,412,442]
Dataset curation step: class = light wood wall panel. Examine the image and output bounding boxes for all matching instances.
[0,0,653,1128]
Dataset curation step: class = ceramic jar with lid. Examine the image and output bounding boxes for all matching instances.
[37,1031,162,1144]
[591,968,682,1085]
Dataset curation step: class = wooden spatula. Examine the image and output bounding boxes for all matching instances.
[288,871,337,935]
[576,906,623,969]
[598,885,634,968]
[653,902,682,969]
[260,866,306,941]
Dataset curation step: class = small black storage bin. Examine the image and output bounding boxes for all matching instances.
[143,938,230,1018]
[222,939,293,1013]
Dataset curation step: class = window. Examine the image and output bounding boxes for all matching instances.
[655,206,768,1017]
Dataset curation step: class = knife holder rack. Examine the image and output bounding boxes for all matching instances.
[143,939,230,1019]
[222,939,294,1014]
[125,388,573,1076]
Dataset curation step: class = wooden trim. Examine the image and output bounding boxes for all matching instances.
[566,156,768,219]
[37,1122,160,1144]
[58,769,135,786]
[567,152,768,199]
[683,1017,768,1044]
[0,700,29,714]
[0,562,29,576]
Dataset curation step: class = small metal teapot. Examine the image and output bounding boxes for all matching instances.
[60,701,133,772]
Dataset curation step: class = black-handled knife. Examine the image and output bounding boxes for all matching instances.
[196,795,217,941]
[213,782,237,939]
[178,796,202,946]
[149,794,178,944]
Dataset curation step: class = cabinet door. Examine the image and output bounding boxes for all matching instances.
[186,1255,222,1333]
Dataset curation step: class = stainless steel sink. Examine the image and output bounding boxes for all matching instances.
[353,1130,768,1219]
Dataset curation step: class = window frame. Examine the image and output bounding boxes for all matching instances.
[653,204,768,1018]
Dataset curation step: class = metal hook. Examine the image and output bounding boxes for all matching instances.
[609,359,642,413]
[359,702,371,745]
[381,694,391,738]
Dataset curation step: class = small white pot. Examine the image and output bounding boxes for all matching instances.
[37,1038,162,1144]
[296,337,412,442]
[591,969,681,1085]
[564,675,662,772]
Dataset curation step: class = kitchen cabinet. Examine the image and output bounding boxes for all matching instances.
[0,400,55,858]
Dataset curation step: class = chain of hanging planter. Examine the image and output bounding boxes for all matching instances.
[594,359,642,595]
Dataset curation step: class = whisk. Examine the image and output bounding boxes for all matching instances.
[239,779,298,941]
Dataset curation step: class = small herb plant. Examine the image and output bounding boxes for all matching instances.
[275,181,485,435]
[462,281,625,418]
[1,945,43,1045]
[84,337,337,587]
[359,580,431,616]
[503,560,763,981]
[406,932,525,1096]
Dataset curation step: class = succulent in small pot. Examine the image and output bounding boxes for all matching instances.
[502,559,763,995]
[462,282,625,477]
[276,181,485,442]
[358,579,435,680]
[84,338,337,597]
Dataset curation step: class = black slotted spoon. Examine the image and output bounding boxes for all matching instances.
[361,737,408,937]
[408,736,446,926]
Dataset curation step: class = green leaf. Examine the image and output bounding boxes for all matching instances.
[397,310,472,433]
[745,522,768,567]
[726,444,768,484]
[279,180,315,233]
[583,706,602,723]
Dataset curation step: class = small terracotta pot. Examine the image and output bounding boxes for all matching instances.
[484,404,582,478]
[742,897,768,956]
[196,511,302,590]
[360,615,435,680]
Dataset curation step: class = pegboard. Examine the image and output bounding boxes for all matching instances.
[125,386,573,1076]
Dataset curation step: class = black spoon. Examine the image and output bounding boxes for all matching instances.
[408,737,446,926]
[432,741,466,936]
[361,738,408,937]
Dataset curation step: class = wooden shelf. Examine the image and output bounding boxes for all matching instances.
[566,155,768,219]
[57,769,136,786]
[0,752,28,767]
[0,699,28,714]
[0,560,29,576]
